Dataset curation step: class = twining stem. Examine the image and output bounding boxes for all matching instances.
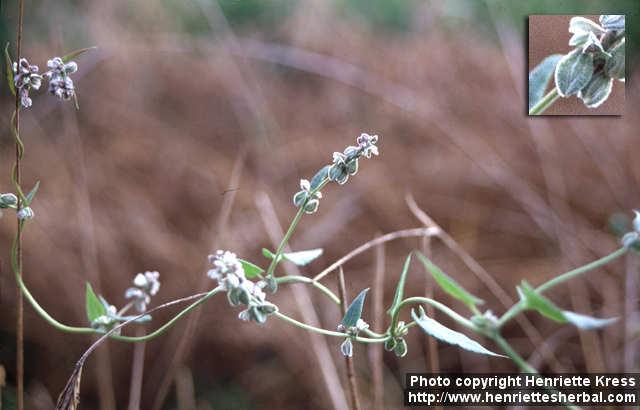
[265,177,329,279]
[529,87,560,115]
[15,268,222,342]
[272,311,388,343]
[498,247,627,327]
[492,334,580,410]
[338,267,361,410]
[276,275,340,304]
[13,0,25,407]
[389,297,477,336]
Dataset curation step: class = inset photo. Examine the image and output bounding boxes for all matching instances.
[528,15,625,115]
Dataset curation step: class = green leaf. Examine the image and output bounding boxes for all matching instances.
[387,253,413,315]
[578,72,613,108]
[517,281,566,323]
[309,165,331,191]
[5,43,15,96]
[341,288,369,327]
[282,248,323,266]
[25,180,40,205]
[238,259,264,279]
[412,307,503,357]
[416,252,484,309]
[605,38,625,80]
[528,54,562,110]
[85,283,106,323]
[262,248,323,266]
[61,46,97,63]
[555,49,594,97]
[561,311,617,330]
[519,282,618,329]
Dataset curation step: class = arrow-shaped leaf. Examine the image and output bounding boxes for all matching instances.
[412,307,503,357]
[518,281,617,329]
[387,253,412,315]
[262,248,323,266]
[61,46,97,63]
[517,281,566,323]
[238,259,264,279]
[4,43,15,96]
[416,252,484,309]
[562,311,617,329]
[85,283,106,324]
[25,180,40,205]
[341,288,369,328]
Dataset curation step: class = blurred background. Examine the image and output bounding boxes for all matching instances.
[0,0,639,409]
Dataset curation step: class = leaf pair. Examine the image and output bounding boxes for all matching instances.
[517,282,617,330]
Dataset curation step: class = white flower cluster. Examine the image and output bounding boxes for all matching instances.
[12,55,79,108]
[208,250,276,324]
[621,211,640,248]
[125,271,161,313]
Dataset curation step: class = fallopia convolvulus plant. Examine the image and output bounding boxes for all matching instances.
[529,15,625,115]
[10,127,638,410]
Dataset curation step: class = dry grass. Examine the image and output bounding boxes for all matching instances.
[0,1,638,409]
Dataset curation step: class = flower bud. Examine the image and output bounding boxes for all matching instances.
[384,337,397,352]
[340,338,353,357]
[16,207,34,220]
[393,338,408,358]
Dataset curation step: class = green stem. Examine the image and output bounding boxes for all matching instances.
[498,247,627,328]
[16,269,222,342]
[529,87,560,115]
[492,334,581,410]
[275,275,341,304]
[389,296,477,334]
[265,178,329,279]
[272,311,388,343]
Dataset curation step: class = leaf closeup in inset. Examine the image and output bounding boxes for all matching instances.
[578,72,613,108]
[341,288,369,328]
[599,15,625,31]
[569,16,605,36]
[605,38,625,80]
[555,49,594,97]
[85,283,106,324]
[529,54,563,110]
[416,252,484,309]
[411,307,503,357]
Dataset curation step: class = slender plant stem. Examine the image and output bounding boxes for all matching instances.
[266,178,329,278]
[127,328,147,410]
[498,247,627,328]
[389,297,477,335]
[529,87,560,115]
[13,1,25,407]
[15,269,221,342]
[492,335,580,410]
[272,311,387,343]
[338,267,361,410]
[276,275,340,304]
